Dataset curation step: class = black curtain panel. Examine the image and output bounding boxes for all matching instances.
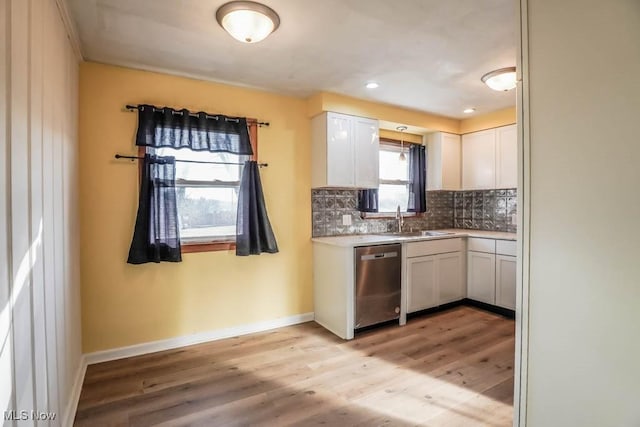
[358,189,379,213]
[135,104,253,155]
[236,161,279,256]
[128,155,182,264]
[408,144,427,213]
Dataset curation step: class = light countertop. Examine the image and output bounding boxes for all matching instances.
[311,228,517,247]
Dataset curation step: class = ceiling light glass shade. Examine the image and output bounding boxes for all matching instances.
[481,67,517,91]
[216,1,280,44]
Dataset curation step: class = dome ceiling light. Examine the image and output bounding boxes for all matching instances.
[481,67,517,91]
[216,1,280,44]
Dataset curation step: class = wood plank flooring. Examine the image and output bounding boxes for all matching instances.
[75,306,515,426]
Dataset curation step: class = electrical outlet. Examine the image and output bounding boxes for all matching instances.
[342,214,352,226]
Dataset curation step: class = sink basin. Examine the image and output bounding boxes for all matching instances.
[378,230,455,237]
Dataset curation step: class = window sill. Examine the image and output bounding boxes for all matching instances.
[182,241,236,253]
[360,212,421,219]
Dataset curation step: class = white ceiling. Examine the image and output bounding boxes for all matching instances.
[68,0,517,119]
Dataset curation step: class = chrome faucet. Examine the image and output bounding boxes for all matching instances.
[396,205,404,233]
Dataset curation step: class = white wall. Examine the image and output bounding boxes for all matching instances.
[523,0,640,425]
[1,0,82,426]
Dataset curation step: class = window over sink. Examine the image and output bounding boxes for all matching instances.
[378,140,411,213]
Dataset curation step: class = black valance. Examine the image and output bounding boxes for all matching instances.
[135,104,253,155]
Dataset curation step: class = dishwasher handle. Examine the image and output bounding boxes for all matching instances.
[360,251,398,261]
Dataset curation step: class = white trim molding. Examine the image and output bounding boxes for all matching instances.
[54,0,83,61]
[85,312,315,365]
[514,0,531,425]
[63,355,87,427]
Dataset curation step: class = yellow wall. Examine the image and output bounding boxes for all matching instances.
[79,62,313,353]
[307,92,460,134]
[379,129,423,144]
[459,107,516,134]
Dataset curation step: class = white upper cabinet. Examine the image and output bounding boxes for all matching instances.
[311,111,379,188]
[426,132,461,190]
[462,124,517,190]
[496,124,518,189]
[462,128,496,190]
[353,116,380,188]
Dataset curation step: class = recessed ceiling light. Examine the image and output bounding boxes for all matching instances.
[216,1,280,44]
[365,82,379,89]
[481,67,517,91]
[463,108,476,114]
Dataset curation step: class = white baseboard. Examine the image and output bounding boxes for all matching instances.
[84,312,315,365]
[63,354,87,427]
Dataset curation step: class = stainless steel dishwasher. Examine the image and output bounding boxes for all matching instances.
[355,244,402,329]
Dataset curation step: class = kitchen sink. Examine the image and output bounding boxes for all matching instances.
[378,230,455,237]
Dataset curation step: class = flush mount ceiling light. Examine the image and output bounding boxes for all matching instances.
[463,107,476,114]
[481,66,517,91]
[216,1,280,44]
[365,82,379,89]
[397,125,408,161]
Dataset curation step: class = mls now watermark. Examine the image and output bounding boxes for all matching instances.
[4,410,57,421]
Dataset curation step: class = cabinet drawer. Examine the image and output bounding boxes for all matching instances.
[407,238,462,258]
[467,238,496,254]
[496,240,517,256]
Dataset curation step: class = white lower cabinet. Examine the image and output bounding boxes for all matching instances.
[495,255,517,310]
[407,256,438,313]
[467,251,496,304]
[438,252,465,304]
[467,238,517,310]
[406,239,464,313]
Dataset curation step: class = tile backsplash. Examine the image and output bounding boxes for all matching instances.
[312,188,517,237]
[453,189,517,233]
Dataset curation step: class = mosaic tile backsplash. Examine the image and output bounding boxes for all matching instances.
[312,188,517,237]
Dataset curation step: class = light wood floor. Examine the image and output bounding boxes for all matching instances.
[75,306,515,426]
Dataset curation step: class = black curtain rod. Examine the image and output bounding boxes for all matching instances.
[114,154,268,168]
[124,104,270,127]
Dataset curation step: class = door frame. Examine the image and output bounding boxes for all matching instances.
[514,0,531,425]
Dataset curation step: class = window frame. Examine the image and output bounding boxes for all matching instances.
[361,137,421,219]
[138,120,258,253]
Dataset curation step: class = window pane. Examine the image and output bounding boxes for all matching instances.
[176,186,238,240]
[379,147,409,180]
[378,184,409,213]
[156,147,245,182]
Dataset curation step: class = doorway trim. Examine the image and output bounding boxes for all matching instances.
[514,0,531,425]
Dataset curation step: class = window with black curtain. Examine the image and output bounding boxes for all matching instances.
[135,107,259,254]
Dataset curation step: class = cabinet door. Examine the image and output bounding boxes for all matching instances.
[406,255,437,313]
[427,132,461,191]
[353,117,379,188]
[438,252,464,304]
[326,112,355,187]
[462,129,496,190]
[496,124,517,189]
[467,251,496,304]
[496,255,517,310]
[441,133,461,190]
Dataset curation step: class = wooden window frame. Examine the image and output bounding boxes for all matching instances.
[138,120,259,253]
